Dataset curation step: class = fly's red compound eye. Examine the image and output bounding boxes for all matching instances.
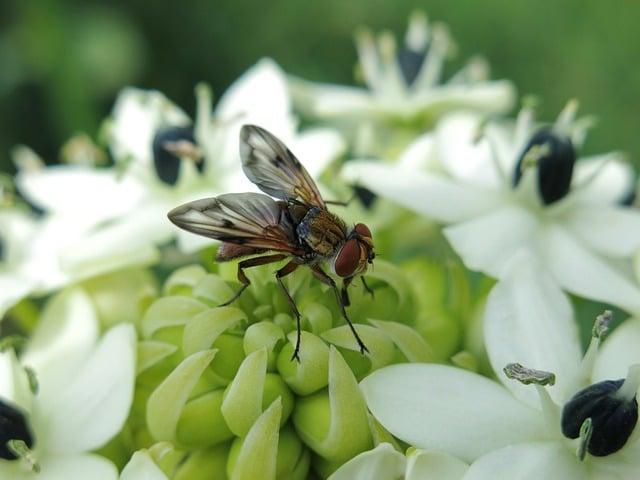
[354,223,372,239]
[334,239,361,277]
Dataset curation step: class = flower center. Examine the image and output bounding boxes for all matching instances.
[561,365,640,457]
[513,129,576,205]
[152,127,203,185]
[0,399,34,461]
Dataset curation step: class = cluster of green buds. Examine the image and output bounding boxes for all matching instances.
[99,255,456,479]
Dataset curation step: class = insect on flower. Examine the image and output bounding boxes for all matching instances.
[168,125,375,361]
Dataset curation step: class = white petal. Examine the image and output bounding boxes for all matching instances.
[360,364,546,462]
[110,87,190,166]
[565,206,640,258]
[541,224,640,312]
[0,274,35,319]
[16,166,145,221]
[571,154,635,206]
[397,133,437,171]
[406,450,469,480]
[443,205,538,278]
[43,324,136,453]
[288,77,376,118]
[120,451,168,480]
[462,442,585,480]
[342,162,502,223]
[592,318,640,382]
[22,288,99,402]
[484,252,582,407]
[213,58,296,172]
[328,443,406,480]
[0,454,118,480]
[435,112,502,188]
[290,128,345,177]
[0,349,32,412]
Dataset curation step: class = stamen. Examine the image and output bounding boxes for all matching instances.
[412,23,450,89]
[519,143,551,173]
[24,366,38,395]
[576,418,593,462]
[554,99,579,137]
[615,365,640,402]
[405,11,429,52]
[377,31,405,97]
[580,311,612,384]
[194,82,214,155]
[354,28,383,93]
[504,363,556,386]
[7,440,40,473]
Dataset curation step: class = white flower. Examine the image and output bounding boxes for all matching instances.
[361,254,640,479]
[120,451,168,480]
[344,102,640,312]
[329,442,469,480]
[289,12,514,133]
[0,288,137,479]
[2,58,345,315]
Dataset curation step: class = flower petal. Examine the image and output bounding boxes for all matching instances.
[16,166,145,221]
[43,324,137,453]
[564,206,640,258]
[484,252,582,407]
[0,274,34,320]
[444,205,538,278]
[406,449,469,480]
[328,443,406,480]
[462,442,585,480]
[571,154,635,206]
[0,453,118,480]
[342,162,502,223]
[397,133,437,170]
[0,349,32,412]
[290,128,345,177]
[22,288,100,403]
[360,364,546,462]
[120,451,168,480]
[592,318,640,382]
[541,224,640,312]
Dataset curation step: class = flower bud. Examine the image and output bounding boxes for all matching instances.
[561,378,638,457]
[174,443,231,480]
[244,322,285,371]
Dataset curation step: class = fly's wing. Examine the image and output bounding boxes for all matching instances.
[168,192,302,254]
[240,124,326,208]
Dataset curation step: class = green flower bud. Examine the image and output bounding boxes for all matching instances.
[174,443,231,480]
[163,265,208,297]
[277,331,330,395]
[226,398,282,480]
[293,347,372,464]
[177,389,233,448]
[244,322,285,371]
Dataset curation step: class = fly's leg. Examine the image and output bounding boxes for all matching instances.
[341,276,354,307]
[274,261,302,362]
[219,254,287,306]
[311,265,369,355]
[324,193,355,207]
[361,277,375,299]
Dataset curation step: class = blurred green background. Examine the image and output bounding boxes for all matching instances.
[1,0,639,172]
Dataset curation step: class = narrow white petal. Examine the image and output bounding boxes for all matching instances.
[34,453,117,480]
[328,443,405,480]
[360,364,546,462]
[565,206,640,258]
[444,205,538,278]
[397,132,437,170]
[406,450,469,480]
[592,318,640,382]
[542,224,640,312]
[342,162,502,223]
[290,128,345,177]
[462,442,585,480]
[43,324,136,453]
[0,274,35,320]
[484,252,582,407]
[0,349,32,412]
[16,166,145,221]
[22,288,99,402]
[120,451,168,480]
[571,154,635,206]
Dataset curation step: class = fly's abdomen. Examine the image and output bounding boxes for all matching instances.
[296,208,347,257]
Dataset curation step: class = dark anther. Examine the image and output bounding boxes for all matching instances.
[352,185,377,209]
[561,379,638,457]
[152,127,200,185]
[0,399,34,460]
[513,129,576,205]
[398,47,427,86]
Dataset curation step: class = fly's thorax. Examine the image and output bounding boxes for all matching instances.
[295,207,347,257]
